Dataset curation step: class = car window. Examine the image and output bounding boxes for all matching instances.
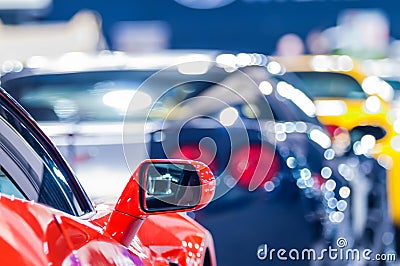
[0,96,92,216]
[148,71,320,126]
[385,79,400,90]
[384,79,400,100]
[233,88,319,125]
[293,72,366,99]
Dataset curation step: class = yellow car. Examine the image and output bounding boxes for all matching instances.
[274,54,400,229]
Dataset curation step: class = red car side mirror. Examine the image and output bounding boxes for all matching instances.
[106,159,216,246]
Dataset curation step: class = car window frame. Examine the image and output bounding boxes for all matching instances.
[0,88,94,218]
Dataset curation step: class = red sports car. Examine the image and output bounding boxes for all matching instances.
[0,88,216,265]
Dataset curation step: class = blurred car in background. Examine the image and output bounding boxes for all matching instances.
[363,57,400,253]
[145,55,392,264]
[0,86,217,265]
[273,55,393,136]
[274,54,400,243]
[0,51,394,265]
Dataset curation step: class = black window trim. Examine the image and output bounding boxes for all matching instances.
[0,88,95,218]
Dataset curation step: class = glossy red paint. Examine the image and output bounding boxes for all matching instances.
[0,159,216,265]
[0,194,141,265]
[0,195,64,266]
[138,213,216,266]
[91,205,216,266]
[105,159,216,247]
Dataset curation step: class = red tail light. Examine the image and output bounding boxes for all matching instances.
[229,144,280,190]
[325,125,348,138]
[325,125,339,137]
[312,174,326,189]
[171,144,218,173]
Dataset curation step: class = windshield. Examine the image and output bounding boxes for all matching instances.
[383,79,400,100]
[384,79,400,92]
[292,72,366,99]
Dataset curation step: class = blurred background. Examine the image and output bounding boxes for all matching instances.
[3,0,400,58]
[3,0,400,265]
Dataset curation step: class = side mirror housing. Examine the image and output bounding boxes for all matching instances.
[106,159,216,246]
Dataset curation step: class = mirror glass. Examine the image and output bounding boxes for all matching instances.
[140,162,201,212]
